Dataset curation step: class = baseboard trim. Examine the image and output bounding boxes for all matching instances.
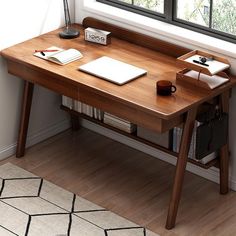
[81,118,236,191]
[0,119,70,161]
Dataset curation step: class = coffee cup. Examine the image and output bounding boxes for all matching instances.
[156,80,176,96]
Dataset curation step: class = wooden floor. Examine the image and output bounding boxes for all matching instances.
[1,128,236,236]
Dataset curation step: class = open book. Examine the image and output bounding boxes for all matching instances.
[34,46,83,65]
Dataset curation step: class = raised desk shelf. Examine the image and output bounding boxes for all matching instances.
[61,105,219,169]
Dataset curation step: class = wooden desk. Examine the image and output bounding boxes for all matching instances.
[1,18,236,229]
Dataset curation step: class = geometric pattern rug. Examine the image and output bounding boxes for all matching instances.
[0,163,159,236]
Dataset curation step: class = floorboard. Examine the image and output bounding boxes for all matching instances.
[1,128,236,236]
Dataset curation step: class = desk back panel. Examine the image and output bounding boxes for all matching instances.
[82,17,191,58]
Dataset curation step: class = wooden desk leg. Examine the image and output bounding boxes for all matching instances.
[71,114,81,131]
[219,91,230,194]
[16,81,34,158]
[166,108,197,229]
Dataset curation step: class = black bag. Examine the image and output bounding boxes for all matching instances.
[195,113,228,160]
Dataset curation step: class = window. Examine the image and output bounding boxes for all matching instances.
[97,0,236,43]
[113,0,165,14]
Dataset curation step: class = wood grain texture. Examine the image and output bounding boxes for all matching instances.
[219,91,230,194]
[1,22,236,122]
[16,81,34,157]
[1,129,236,236]
[166,108,197,229]
[1,18,235,230]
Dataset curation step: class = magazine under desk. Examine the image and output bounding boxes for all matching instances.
[1,18,236,230]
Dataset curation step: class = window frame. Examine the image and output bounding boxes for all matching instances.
[97,0,166,21]
[97,0,236,44]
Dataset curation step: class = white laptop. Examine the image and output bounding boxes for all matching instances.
[79,56,147,85]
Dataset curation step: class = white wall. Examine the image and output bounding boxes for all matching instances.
[74,0,236,190]
[0,0,76,159]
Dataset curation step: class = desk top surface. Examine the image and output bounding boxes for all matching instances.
[1,23,236,120]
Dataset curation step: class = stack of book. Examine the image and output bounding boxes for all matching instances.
[103,112,136,133]
[62,96,104,121]
[62,96,73,109]
[173,121,216,164]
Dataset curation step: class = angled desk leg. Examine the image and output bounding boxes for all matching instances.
[16,81,34,158]
[166,108,197,229]
[71,114,81,131]
[219,91,230,194]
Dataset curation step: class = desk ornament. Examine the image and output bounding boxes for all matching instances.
[59,0,80,39]
[85,27,111,45]
[176,50,230,90]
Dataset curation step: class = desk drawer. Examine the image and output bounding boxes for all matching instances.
[7,60,183,133]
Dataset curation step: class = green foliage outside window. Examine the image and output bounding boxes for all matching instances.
[212,0,236,35]
[101,0,236,41]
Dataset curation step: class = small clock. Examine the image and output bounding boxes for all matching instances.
[85,27,111,45]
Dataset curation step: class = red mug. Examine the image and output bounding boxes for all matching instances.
[156,80,176,96]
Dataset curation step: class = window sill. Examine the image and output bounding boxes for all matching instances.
[82,0,236,60]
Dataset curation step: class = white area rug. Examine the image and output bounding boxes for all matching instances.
[0,163,159,236]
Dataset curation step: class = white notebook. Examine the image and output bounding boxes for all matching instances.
[34,46,83,65]
[79,56,147,85]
